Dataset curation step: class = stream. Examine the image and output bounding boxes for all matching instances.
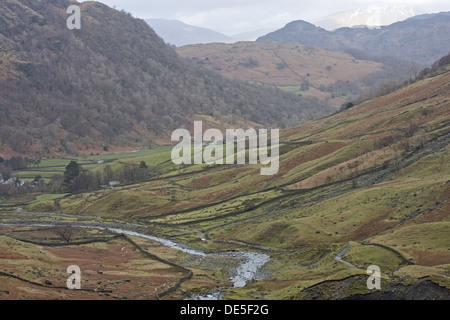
[109,228,270,292]
[0,220,270,299]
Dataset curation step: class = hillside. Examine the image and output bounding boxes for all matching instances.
[0,0,332,158]
[145,19,234,47]
[257,12,450,66]
[6,55,449,300]
[178,41,388,104]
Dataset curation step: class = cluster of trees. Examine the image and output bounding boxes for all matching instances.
[0,127,33,154]
[239,57,260,68]
[0,159,45,196]
[0,156,40,170]
[346,50,423,100]
[0,157,157,196]
[0,182,35,196]
[0,157,41,194]
[340,51,450,110]
[416,51,450,80]
[61,160,156,193]
[319,80,363,99]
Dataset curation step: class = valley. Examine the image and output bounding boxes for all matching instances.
[0,0,449,302]
[1,61,449,300]
[178,41,385,105]
[0,0,331,158]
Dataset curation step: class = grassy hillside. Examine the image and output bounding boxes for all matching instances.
[6,61,448,299]
[178,41,385,105]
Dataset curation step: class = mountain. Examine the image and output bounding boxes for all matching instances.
[257,12,450,65]
[0,0,333,158]
[145,19,234,47]
[312,6,420,30]
[177,41,387,105]
[145,19,270,45]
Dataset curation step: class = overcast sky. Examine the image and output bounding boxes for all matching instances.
[81,0,450,35]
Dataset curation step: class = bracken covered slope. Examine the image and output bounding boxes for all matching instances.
[43,59,450,299]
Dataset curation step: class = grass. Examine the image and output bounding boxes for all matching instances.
[370,222,450,265]
[0,228,196,300]
[177,41,384,102]
[25,193,68,212]
[343,242,405,272]
[13,147,173,183]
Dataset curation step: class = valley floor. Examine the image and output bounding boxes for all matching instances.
[1,67,450,300]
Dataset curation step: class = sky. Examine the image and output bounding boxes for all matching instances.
[81,0,450,35]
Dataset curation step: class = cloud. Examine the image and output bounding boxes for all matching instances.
[260,13,300,26]
[81,0,450,34]
[177,11,210,26]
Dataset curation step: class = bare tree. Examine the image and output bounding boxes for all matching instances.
[0,165,13,180]
[103,165,113,183]
[53,225,74,243]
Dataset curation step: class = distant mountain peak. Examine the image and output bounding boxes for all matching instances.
[145,19,234,47]
[286,20,318,28]
[258,12,450,65]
